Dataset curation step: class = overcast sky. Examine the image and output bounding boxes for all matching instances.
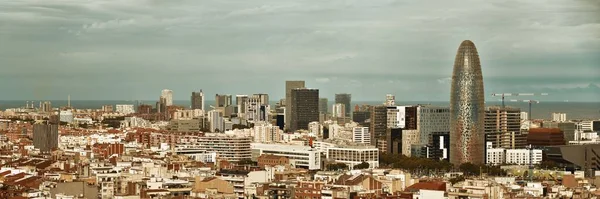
[0,0,598,102]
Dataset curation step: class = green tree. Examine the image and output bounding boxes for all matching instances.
[353,162,370,170]
[327,163,348,171]
[237,159,256,166]
[459,163,480,176]
[449,175,465,185]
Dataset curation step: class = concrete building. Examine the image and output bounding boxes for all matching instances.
[289,88,319,132]
[387,106,417,130]
[326,146,379,169]
[332,103,345,118]
[352,127,370,144]
[253,122,281,143]
[484,106,527,149]
[33,123,59,152]
[208,110,224,132]
[41,101,52,112]
[116,104,135,114]
[235,95,249,115]
[161,89,173,106]
[308,121,322,138]
[552,112,567,122]
[285,80,305,130]
[215,94,232,108]
[172,109,204,120]
[59,110,74,123]
[486,142,505,165]
[191,91,204,110]
[251,143,321,170]
[178,134,252,162]
[335,93,351,117]
[385,94,395,106]
[417,106,450,146]
[369,105,388,147]
[520,111,529,121]
[244,94,270,122]
[505,149,542,165]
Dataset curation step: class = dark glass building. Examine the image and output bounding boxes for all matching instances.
[289,88,319,131]
[335,93,352,117]
[450,40,485,165]
[191,91,204,110]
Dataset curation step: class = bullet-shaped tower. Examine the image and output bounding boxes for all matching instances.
[450,40,485,165]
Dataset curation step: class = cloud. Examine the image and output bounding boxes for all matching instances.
[315,78,331,83]
[0,0,597,101]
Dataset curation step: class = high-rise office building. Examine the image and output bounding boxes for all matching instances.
[417,106,450,146]
[369,105,388,147]
[353,127,371,144]
[289,88,318,132]
[285,81,305,130]
[236,95,249,114]
[161,89,173,106]
[335,93,352,117]
[450,40,485,165]
[33,120,59,152]
[484,106,526,149]
[116,104,135,114]
[245,94,270,122]
[191,91,205,110]
[215,94,233,108]
[319,98,328,114]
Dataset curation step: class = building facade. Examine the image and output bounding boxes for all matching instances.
[161,89,173,106]
[484,106,526,149]
[285,81,305,130]
[33,123,59,152]
[450,40,485,165]
[352,127,371,144]
[335,93,351,117]
[191,91,204,110]
[289,88,319,132]
[326,146,379,169]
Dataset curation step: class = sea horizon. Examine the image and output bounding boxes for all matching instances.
[1,100,598,120]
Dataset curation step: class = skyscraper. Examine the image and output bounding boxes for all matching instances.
[285,80,305,130]
[215,94,233,108]
[161,89,173,106]
[33,119,59,152]
[450,40,485,165]
[191,90,204,110]
[289,88,318,132]
[236,95,249,114]
[332,103,346,118]
[369,105,388,147]
[335,93,351,117]
[319,98,328,114]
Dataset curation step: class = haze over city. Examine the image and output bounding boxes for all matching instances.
[1,0,599,101]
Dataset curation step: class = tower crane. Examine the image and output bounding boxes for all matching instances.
[510,99,540,128]
[491,93,548,108]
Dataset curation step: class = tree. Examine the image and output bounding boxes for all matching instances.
[353,162,370,170]
[327,163,348,171]
[449,175,465,185]
[238,159,256,166]
[459,163,480,176]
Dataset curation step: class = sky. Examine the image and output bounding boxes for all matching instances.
[0,0,599,102]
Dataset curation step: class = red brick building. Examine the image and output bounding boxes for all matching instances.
[257,154,289,168]
[527,128,566,147]
[92,143,124,159]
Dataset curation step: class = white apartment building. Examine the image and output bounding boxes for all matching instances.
[402,129,420,157]
[520,112,529,121]
[253,122,282,143]
[308,121,322,138]
[332,103,345,118]
[326,146,379,169]
[578,121,594,132]
[177,134,252,162]
[115,104,135,114]
[59,110,74,123]
[313,141,337,153]
[506,149,542,165]
[552,112,567,122]
[417,106,450,146]
[352,127,370,144]
[245,95,270,122]
[251,143,321,170]
[173,109,204,120]
[485,142,542,166]
[208,110,224,132]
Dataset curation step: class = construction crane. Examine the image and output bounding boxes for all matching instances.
[491,93,548,108]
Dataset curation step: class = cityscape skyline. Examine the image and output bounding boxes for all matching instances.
[0,0,598,101]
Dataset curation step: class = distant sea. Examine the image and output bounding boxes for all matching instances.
[1,100,598,120]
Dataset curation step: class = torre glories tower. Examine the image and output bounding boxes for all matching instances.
[450,40,485,165]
